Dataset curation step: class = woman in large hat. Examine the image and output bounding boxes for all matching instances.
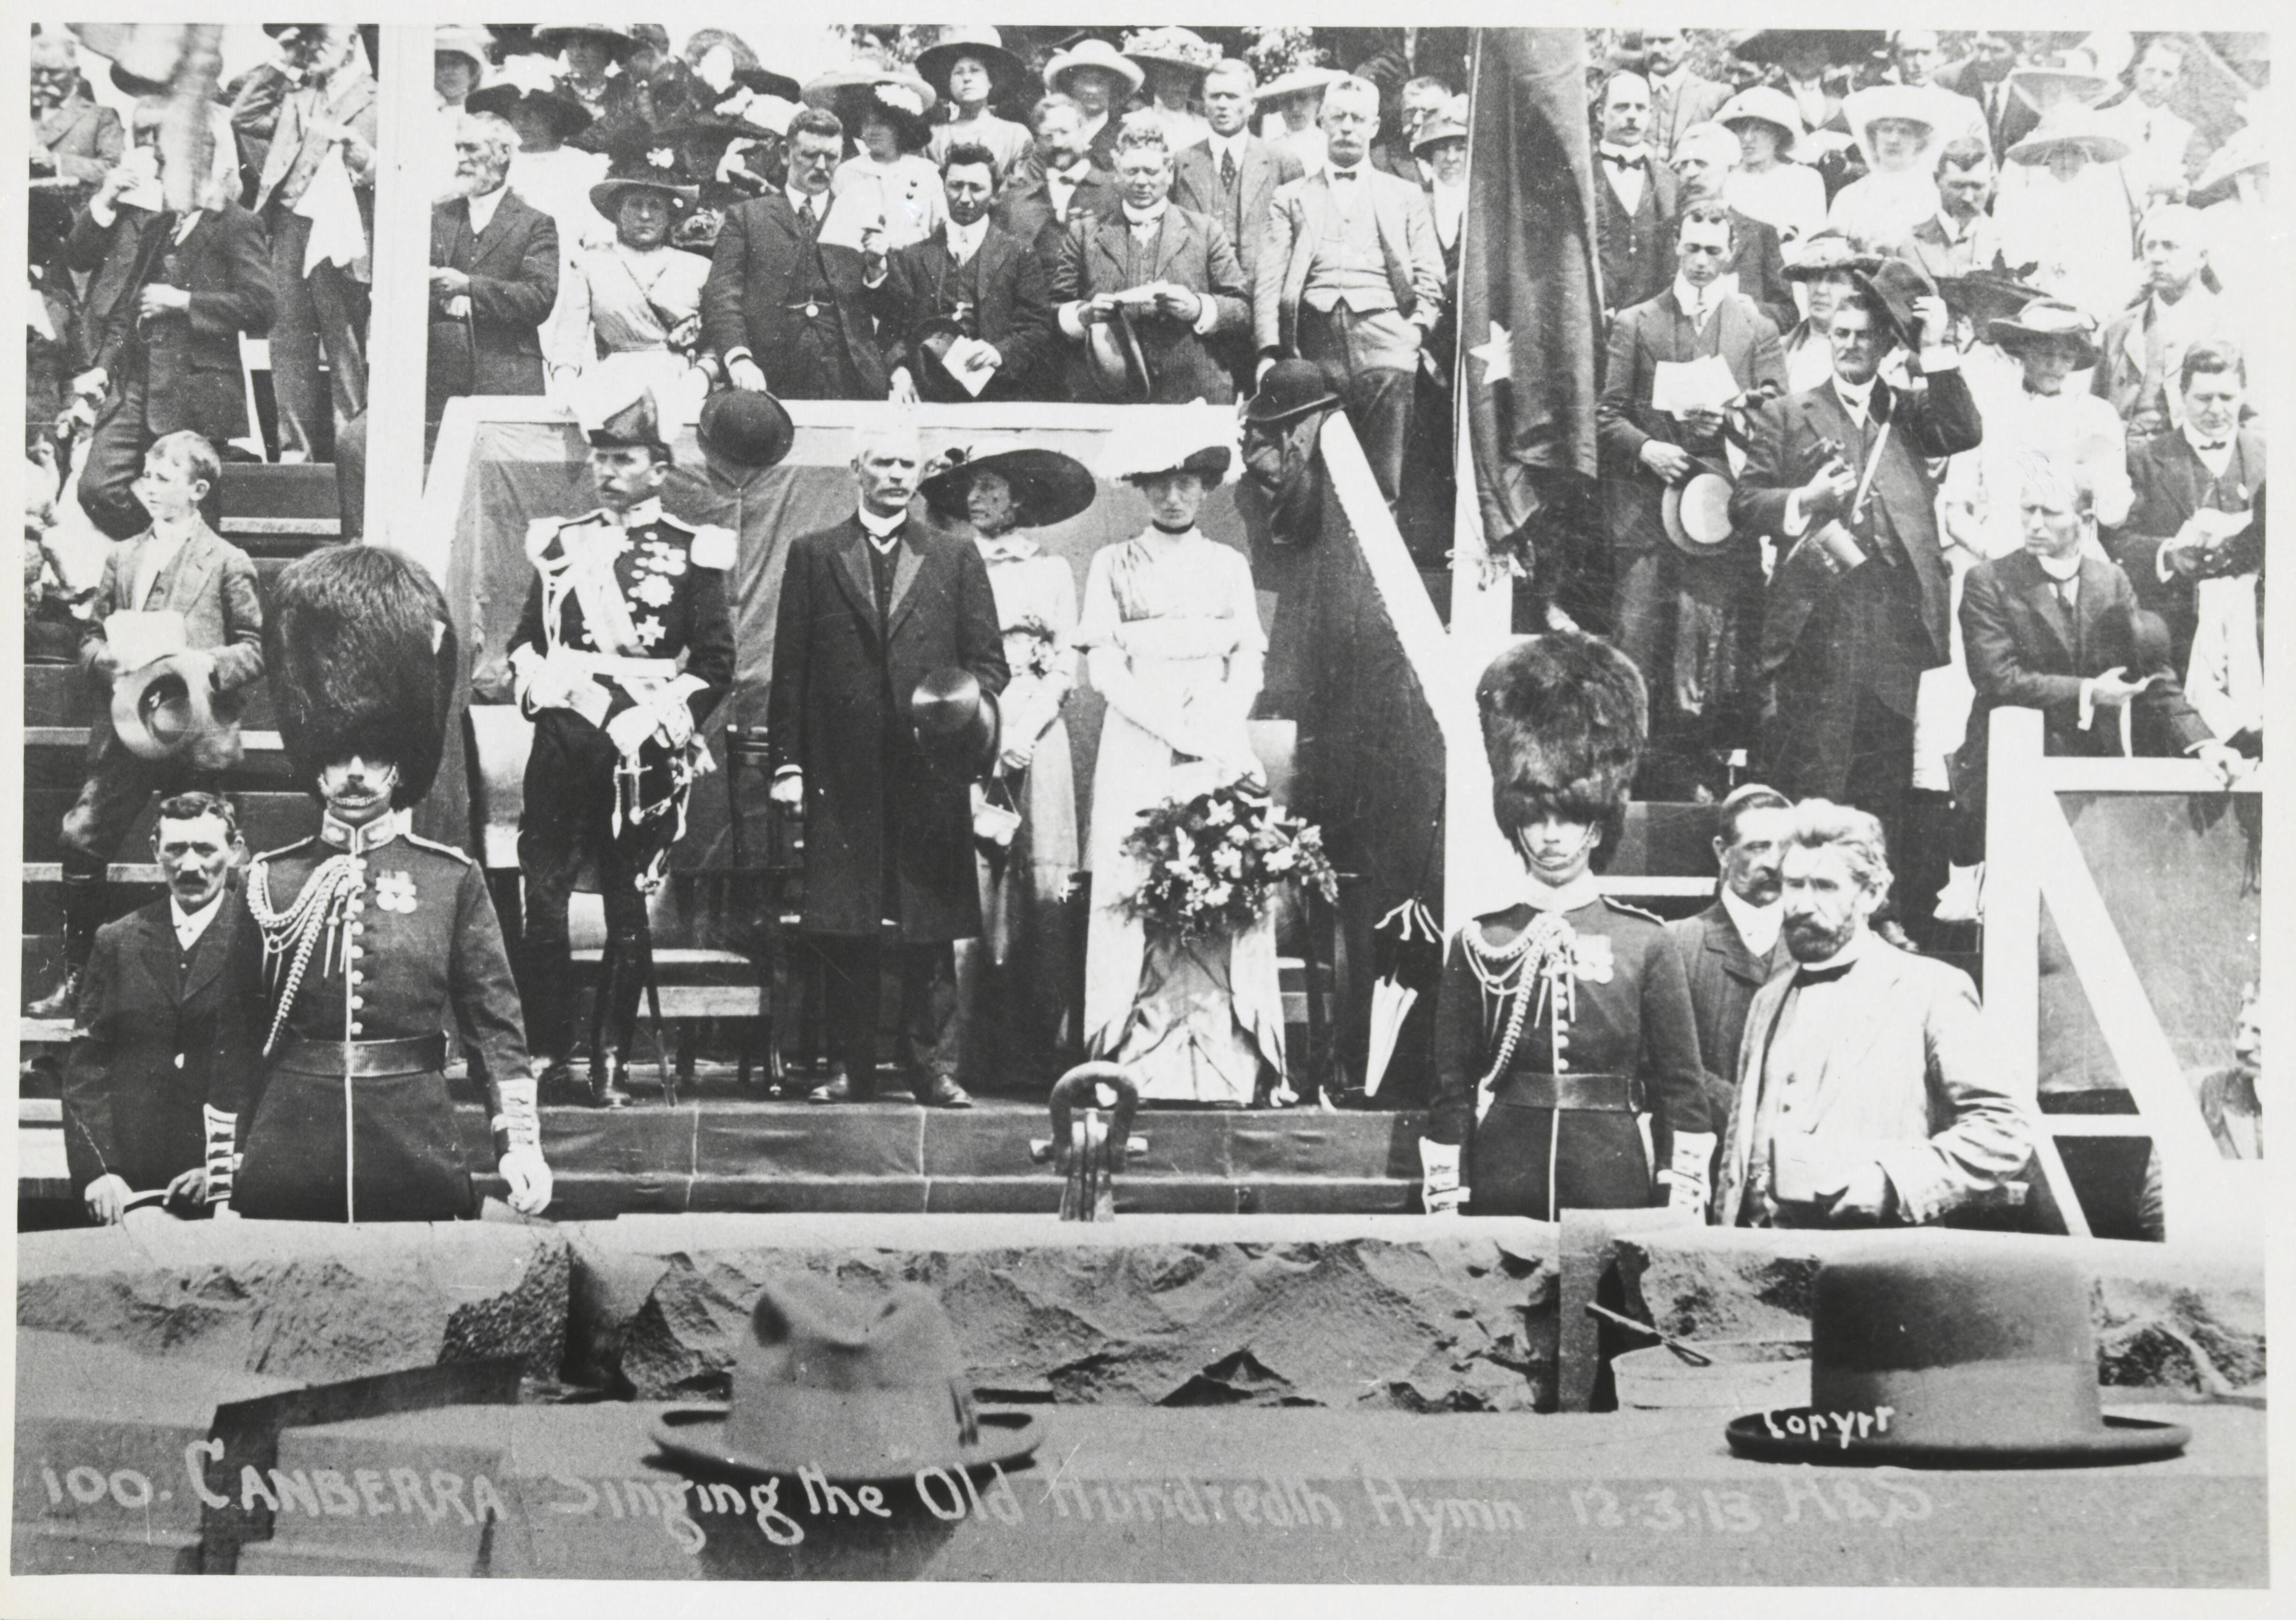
[919,25,1032,177]
[1731,30,1881,185]
[1718,85,1827,246]
[230,545,552,1224]
[531,24,638,153]
[1254,63,1345,177]
[1124,28,1221,152]
[1419,634,1712,1222]
[469,55,610,392]
[805,68,947,252]
[1997,100,2138,318]
[920,446,1097,1094]
[1042,36,1147,170]
[1076,418,1279,1106]
[1827,83,1955,249]
[1777,231,1883,391]
[559,136,712,405]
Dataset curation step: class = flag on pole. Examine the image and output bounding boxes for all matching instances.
[1459,29,1603,576]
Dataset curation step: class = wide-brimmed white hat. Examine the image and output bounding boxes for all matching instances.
[1042,37,1146,98]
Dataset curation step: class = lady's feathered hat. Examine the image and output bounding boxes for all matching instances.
[1476,632,1648,841]
[267,545,458,807]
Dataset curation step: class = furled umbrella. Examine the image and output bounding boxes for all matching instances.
[1364,897,1443,1098]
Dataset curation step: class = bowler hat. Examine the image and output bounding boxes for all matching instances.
[910,667,1002,781]
[920,447,1097,531]
[1661,459,1738,555]
[1985,297,2102,368]
[916,26,1026,105]
[1245,360,1344,428]
[111,649,235,766]
[697,390,795,472]
[654,1277,1042,1483]
[1726,1234,2190,1467]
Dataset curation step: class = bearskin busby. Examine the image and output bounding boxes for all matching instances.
[267,545,458,806]
[1475,632,1648,856]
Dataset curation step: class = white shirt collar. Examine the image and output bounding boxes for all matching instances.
[1121,199,1167,229]
[172,891,225,951]
[1832,370,1879,418]
[945,215,988,262]
[1674,274,1722,324]
[2033,548,2083,583]
[785,184,825,219]
[1597,140,1649,162]
[857,505,908,542]
[1934,208,1978,243]
[1208,131,1249,165]
[2184,422,2237,471]
[465,182,508,233]
[1719,886,1783,959]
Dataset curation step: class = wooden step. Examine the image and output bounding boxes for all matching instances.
[24,660,280,728]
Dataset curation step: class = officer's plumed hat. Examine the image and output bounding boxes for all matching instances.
[268,545,457,808]
[1476,632,1647,843]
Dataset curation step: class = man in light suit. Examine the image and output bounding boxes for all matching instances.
[1256,76,1446,502]
[426,113,559,432]
[1173,58,1304,396]
[1715,800,2033,1228]
[1598,202,1785,794]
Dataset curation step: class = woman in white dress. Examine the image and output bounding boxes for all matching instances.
[823,77,947,252]
[1718,87,1827,246]
[1826,85,1945,250]
[920,447,1094,1092]
[1077,433,1282,1105]
[918,28,1034,179]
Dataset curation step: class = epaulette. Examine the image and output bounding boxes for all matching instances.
[404,832,474,866]
[526,510,609,565]
[1601,895,1666,925]
[688,523,737,571]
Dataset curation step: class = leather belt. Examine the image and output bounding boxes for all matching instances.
[271,1035,447,1078]
[1495,1072,1640,1113]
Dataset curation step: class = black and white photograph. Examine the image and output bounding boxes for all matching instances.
[6,11,2278,1600]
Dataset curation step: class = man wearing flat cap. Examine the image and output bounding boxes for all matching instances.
[770,423,1008,1109]
[509,389,736,1108]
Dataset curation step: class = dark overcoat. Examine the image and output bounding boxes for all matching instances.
[1665,899,1793,1144]
[768,517,1009,941]
[865,221,1055,401]
[427,190,560,410]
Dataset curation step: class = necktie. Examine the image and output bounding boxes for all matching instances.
[798,197,818,237]
[2054,578,2076,610]
[1220,148,1238,192]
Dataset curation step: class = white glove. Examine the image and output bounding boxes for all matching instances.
[605,703,662,758]
[654,695,696,749]
[494,1078,552,1215]
[770,770,804,809]
[1666,1131,1717,1224]
[84,1173,132,1226]
[1419,1138,1467,1217]
[498,1149,553,1215]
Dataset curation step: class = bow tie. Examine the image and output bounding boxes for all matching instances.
[1328,167,1359,182]
[2196,440,2229,453]
[1794,957,1856,986]
[1603,151,1648,170]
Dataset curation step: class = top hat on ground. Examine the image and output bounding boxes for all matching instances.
[467,56,593,142]
[910,667,1002,781]
[696,390,795,472]
[1475,632,1649,840]
[531,24,637,63]
[1042,37,1146,98]
[1715,86,1802,158]
[1124,28,1223,84]
[1245,359,1344,429]
[1851,255,1938,349]
[916,26,1027,106]
[110,649,233,766]
[1726,1234,2191,1468]
[654,1277,1041,1483]
[919,447,1097,531]
[1985,297,2103,368]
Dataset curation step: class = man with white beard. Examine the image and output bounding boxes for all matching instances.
[426,112,559,433]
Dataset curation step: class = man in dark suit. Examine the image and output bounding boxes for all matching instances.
[1598,203,1786,794]
[866,143,1054,404]
[2106,341,2263,679]
[1934,32,2034,162]
[2092,204,2228,449]
[702,107,887,403]
[62,792,256,1224]
[992,94,1118,285]
[426,112,559,431]
[1256,77,1447,501]
[1671,123,1795,332]
[1173,59,1305,395]
[1368,74,1453,181]
[1053,122,1250,406]
[768,426,1009,1108]
[64,107,274,540]
[1729,279,1982,898]
[1667,783,1796,1197]
[1591,69,1681,323]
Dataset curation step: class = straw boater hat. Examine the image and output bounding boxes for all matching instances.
[1124,27,1222,83]
[111,653,238,768]
[654,1278,1043,1483]
[1726,1235,2190,1468]
[1042,36,1146,98]
[1254,65,1345,105]
[1477,633,1647,856]
[920,447,1098,531]
[466,55,593,142]
[531,24,636,63]
[1985,297,2103,369]
[1715,86,1801,158]
[1662,459,1739,557]
[915,24,1026,105]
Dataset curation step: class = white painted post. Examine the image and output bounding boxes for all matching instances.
[364,26,436,567]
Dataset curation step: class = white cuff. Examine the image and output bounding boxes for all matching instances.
[1192,291,1220,335]
[2078,679,2097,731]
[89,196,118,230]
[2156,539,2177,584]
[773,764,801,780]
[1782,491,1810,538]
[724,346,753,366]
[1058,301,1087,340]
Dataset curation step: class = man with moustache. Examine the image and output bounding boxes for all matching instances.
[993,94,1118,284]
[62,792,258,1224]
[1714,799,2032,1228]
[427,112,560,432]
[770,425,1008,1109]
[1591,69,1681,322]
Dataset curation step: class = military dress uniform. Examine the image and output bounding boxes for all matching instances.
[508,497,736,1091]
[1427,892,1710,1219]
[232,810,532,1222]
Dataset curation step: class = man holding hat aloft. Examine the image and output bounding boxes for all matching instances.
[509,386,735,1109]
[232,544,552,1224]
[32,431,264,1019]
[769,422,1008,1109]
[1421,633,1713,1221]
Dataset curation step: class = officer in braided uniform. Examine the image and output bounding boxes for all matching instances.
[229,545,551,1224]
[509,387,736,1108]
[1421,633,1715,1222]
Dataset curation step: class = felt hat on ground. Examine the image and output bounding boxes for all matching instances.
[916,26,1027,105]
[531,24,637,63]
[655,1277,1042,1483]
[1042,37,1146,98]
[1244,359,1344,428]
[2007,107,2131,168]
[920,447,1097,531]
[467,55,593,142]
[589,136,703,224]
[1783,231,1884,281]
[1985,297,2103,368]
[1410,110,1468,157]
[1729,31,1885,71]
[268,545,457,807]
[433,25,495,82]
[1098,413,1236,486]
[110,650,231,765]
[1253,65,1344,105]
[1716,86,1802,157]
[910,667,1002,781]
[1726,1234,2191,1467]
[1124,27,1222,83]
[1662,458,1739,556]
[1475,632,1648,841]
[696,390,794,472]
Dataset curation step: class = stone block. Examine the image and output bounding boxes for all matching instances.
[15,1219,571,1385]
[562,1214,1560,1412]
[1612,1227,2265,1394]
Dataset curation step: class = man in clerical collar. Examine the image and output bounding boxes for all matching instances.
[1715,800,2032,1229]
[769,424,1009,1109]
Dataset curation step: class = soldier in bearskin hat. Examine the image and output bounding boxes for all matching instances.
[508,385,736,1109]
[1420,633,1714,1221]
[229,545,552,1224]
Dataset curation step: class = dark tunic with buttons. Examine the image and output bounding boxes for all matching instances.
[1429,897,1709,1219]
[233,819,529,1223]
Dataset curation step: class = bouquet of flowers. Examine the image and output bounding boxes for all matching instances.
[1119,778,1338,941]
